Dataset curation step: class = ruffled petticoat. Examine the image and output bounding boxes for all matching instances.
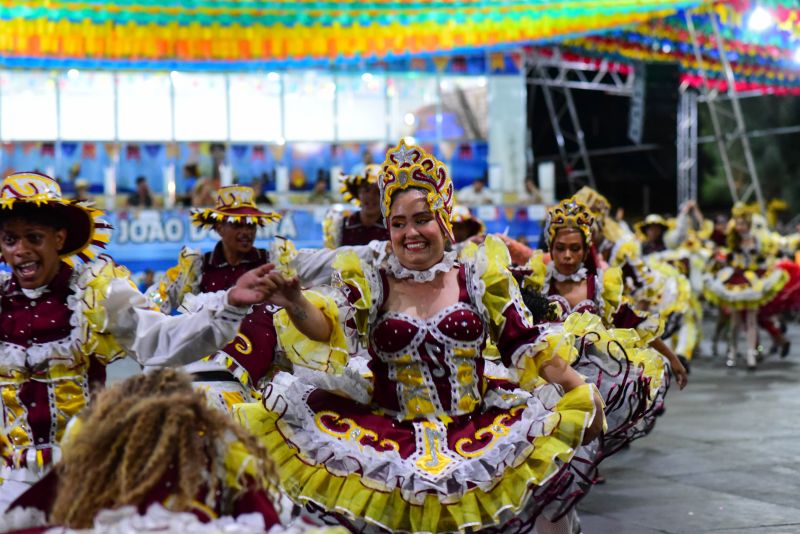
[481,311,668,519]
[193,379,255,414]
[235,372,599,533]
[759,259,800,317]
[704,266,789,310]
[557,313,667,456]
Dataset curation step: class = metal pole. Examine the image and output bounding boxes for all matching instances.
[688,89,698,201]
[698,123,800,143]
[709,13,765,212]
[684,10,740,203]
[540,83,572,190]
[677,88,698,206]
[562,86,595,188]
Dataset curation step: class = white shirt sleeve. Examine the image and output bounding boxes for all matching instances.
[665,211,690,249]
[104,279,249,367]
[293,241,389,287]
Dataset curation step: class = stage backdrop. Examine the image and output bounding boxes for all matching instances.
[102,205,546,278]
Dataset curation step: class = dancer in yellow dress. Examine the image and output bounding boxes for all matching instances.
[704,203,790,369]
[237,141,605,533]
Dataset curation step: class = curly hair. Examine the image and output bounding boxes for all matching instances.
[51,369,276,528]
[521,286,558,323]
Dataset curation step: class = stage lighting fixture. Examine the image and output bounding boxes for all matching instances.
[747,6,774,32]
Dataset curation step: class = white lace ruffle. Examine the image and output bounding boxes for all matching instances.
[291,365,372,405]
[547,262,588,283]
[263,371,566,506]
[385,250,457,283]
[0,507,47,532]
[72,503,267,534]
[705,266,787,305]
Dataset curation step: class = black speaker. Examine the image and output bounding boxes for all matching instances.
[628,63,680,145]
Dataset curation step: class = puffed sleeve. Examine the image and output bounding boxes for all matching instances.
[468,236,576,390]
[664,212,689,250]
[331,249,383,343]
[269,249,380,376]
[272,288,348,374]
[516,249,548,292]
[147,246,202,314]
[599,266,663,343]
[291,240,389,287]
[777,231,800,254]
[75,256,250,367]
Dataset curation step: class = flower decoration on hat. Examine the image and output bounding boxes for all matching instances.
[340,164,381,206]
[545,197,595,247]
[0,172,111,264]
[191,186,282,228]
[379,140,455,242]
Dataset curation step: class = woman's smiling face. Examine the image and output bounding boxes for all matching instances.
[389,189,446,271]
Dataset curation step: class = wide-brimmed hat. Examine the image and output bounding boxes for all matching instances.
[340,164,381,205]
[0,172,110,261]
[451,205,486,238]
[190,186,282,228]
[634,214,670,237]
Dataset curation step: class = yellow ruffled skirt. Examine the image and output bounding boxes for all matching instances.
[235,372,598,533]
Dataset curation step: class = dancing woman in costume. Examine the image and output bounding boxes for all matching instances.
[237,141,605,533]
[704,203,789,369]
[517,199,687,451]
[0,172,278,507]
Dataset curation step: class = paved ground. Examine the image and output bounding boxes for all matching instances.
[580,322,800,533]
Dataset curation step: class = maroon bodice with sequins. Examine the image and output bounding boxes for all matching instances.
[546,272,646,331]
[198,243,269,294]
[0,263,106,472]
[340,212,389,247]
[213,303,278,386]
[547,275,599,321]
[366,266,487,419]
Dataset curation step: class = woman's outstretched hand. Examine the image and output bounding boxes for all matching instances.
[227,263,301,308]
[262,270,303,309]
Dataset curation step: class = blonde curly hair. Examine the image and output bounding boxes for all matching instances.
[51,369,276,528]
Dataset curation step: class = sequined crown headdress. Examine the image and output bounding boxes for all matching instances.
[545,197,595,246]
[340,164,381,206]
[191,186,281,228]
[379,140,455,242]
[0,172,111,263]
[573,186,611,219]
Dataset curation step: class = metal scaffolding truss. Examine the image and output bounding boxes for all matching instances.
[681,10,766,212]
[525,49,635,96]
[524,49,630,191]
